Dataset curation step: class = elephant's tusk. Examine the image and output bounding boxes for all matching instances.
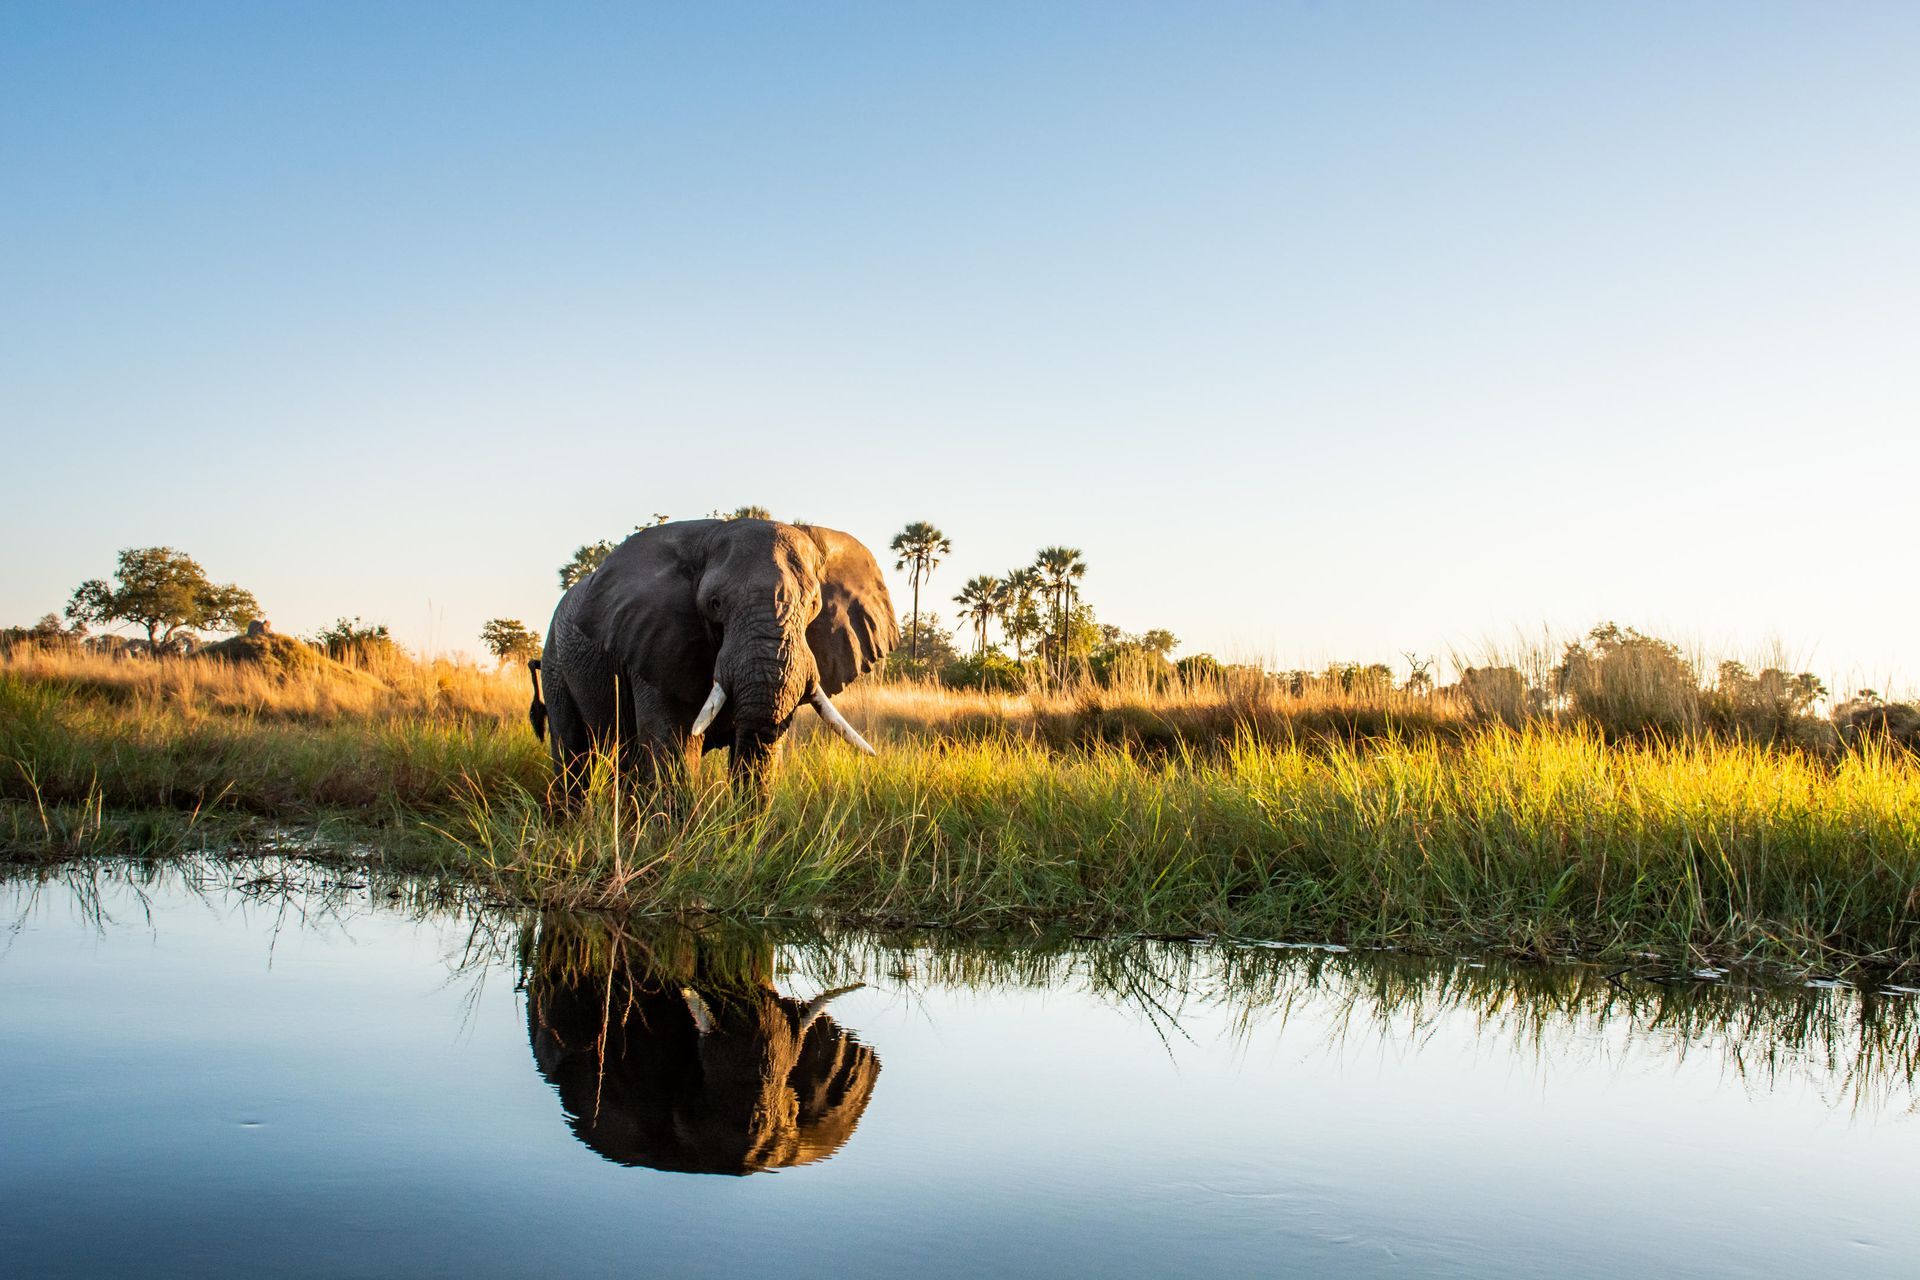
[682,987,716,1036]
[810,687,876,756]
[799,982,865,1031]
[690,681,727,737]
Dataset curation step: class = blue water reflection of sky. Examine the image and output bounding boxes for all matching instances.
[0,872,1912,1277]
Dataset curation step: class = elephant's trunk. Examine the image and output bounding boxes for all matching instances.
[713,614,815,780]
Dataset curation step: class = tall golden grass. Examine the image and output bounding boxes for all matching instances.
[0,640,524,723]
[3,641,1916,972]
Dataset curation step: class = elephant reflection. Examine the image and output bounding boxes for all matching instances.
[524,917,880,1175]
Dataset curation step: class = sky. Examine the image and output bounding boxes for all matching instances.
[3,2,1916,689]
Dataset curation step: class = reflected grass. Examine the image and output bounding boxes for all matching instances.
[10,857,1916,1117]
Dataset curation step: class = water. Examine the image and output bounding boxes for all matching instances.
[2,861,1915,1278]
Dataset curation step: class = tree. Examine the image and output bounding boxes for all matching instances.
[1138,629,1178,659]
[1001,567,1043,662]
[1176,654,1225,684]
[952,574,1006,655]
[559,540,617,590]
[881,611,960,680]
[314,617,399,664]
[1031,545,1086,679]
[557,517,677,590]
[66,547,260,654]
[714,505,772,520]
[480,618,542,663]
[889,521,951,660]
[0,613,82,654]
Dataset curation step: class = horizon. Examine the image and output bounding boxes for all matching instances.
[5,3,1916,693]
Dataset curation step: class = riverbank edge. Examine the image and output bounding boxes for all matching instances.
[5,797,1914,981]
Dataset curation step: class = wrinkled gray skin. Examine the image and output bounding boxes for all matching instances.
[534,519,897,801]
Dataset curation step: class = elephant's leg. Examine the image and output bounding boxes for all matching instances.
[544,621,620,812]
[622,678,695,814]
[541,665,594,811]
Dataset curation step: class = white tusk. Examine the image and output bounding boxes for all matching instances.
[682,988,716,1036]
[799,982,865,1031]
[690,681,727,736]
[810,687,876,756]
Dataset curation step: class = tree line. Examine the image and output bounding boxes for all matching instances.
[10,540,1848,736]
[886,521,1190,690]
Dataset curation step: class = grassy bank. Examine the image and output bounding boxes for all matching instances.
[2,647,1917,973]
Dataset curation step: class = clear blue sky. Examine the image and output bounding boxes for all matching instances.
[4,3,1915,687]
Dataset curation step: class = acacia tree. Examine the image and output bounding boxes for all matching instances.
[66,547,260,654]
[1031,546,1086,679]
[952,574,1006,655]
[890,521,952,660]
[480,618,542,663]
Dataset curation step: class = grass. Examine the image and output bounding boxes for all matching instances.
[2,644,1917,974]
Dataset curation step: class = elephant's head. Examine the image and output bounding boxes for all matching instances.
[525,917,881,1175]
[583,519,897,781]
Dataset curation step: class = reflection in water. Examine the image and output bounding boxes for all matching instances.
[8,859,1919,1128]
[522,916,881,1174]
[790,935,1920,1117]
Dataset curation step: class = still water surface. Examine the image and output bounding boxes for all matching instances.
[1,860,1915,1278]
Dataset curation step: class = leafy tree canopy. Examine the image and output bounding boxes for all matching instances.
[559,540,617,590]
[890,521,952,660]
[313,617,399,663]
[66,547,260,654]
[480,618,542,663]
[557,516,677,589]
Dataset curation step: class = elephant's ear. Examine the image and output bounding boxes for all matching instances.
[804,525,898,696]
[581,521,720,697]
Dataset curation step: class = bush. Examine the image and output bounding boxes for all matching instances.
[942,650,1027,692]
[1174,654,1225,686]
[1555,624,1699,738]
[1834,700,1920,755]
[1455,666,1530,725]
[313,617,403,667]
[1089,646,1176,689]
[1705,662,1828,746]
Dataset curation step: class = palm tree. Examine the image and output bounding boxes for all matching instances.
[1001,566,1042,661]
[1031,546,1085,679]
[890,521,952,659]
[953,574,1005,655]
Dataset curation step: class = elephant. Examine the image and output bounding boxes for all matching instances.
[524,916,881,1174]
[529,518,898,800]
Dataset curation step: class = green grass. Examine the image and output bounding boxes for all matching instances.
[3,659,1917,975]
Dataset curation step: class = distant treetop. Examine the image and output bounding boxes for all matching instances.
[65,546,260,655]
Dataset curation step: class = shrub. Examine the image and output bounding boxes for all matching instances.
[942,650,1027,692]
[313,617,404,667]
[1554,624,1699,738]
[1455,666,1529,725]
[1834,700,1920,755]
